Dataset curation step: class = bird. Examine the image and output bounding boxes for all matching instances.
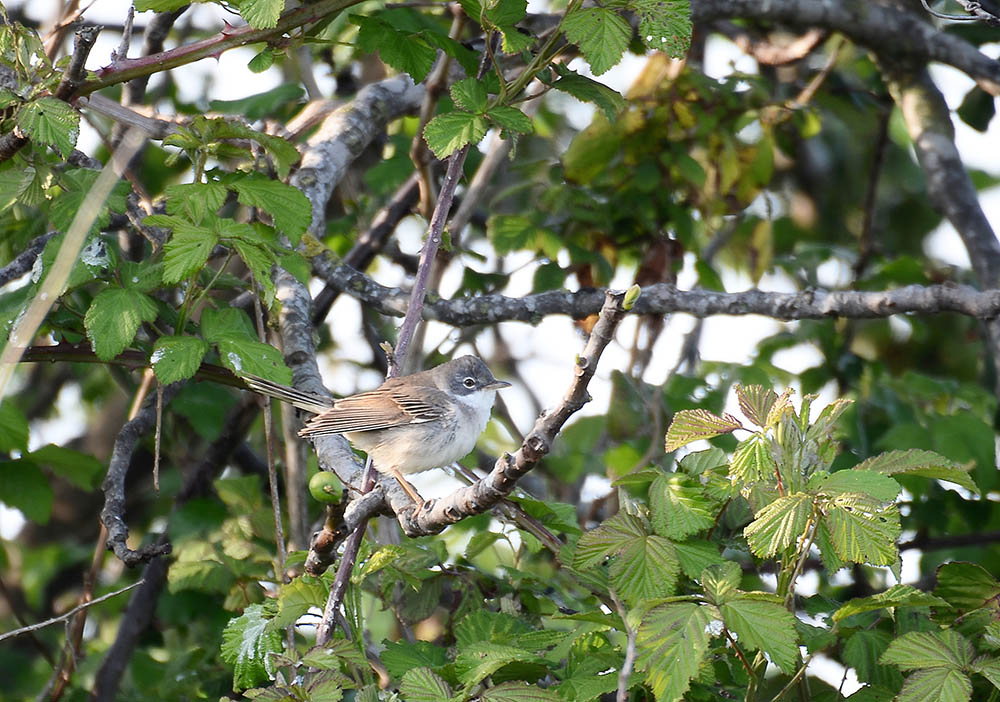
[242,355,511,507]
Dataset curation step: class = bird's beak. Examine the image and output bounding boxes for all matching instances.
[485,380,511,390]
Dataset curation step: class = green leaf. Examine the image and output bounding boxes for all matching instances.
[480,681,561,701]
[743,492,813,558]
[833,584,951,622]
[465,531,503,559]
[971,658,1000,691]
[380,640,449,680]
[484,0,526,27]
[84,288,158,361]
[154,218,218,283]
[120,260,163,293]
[735,385,779,427]
[0,460,53,524]
[700,561,741,605]
[562,7,631,76]
[855,449,979,495]
[228,175,310,244]
[895,668,971,702]
[633,0,692,57]
[664,409,742,451]
[423,111,488,159]
[843,630,901,688]
[0,401,29,452]
[649,473,714,540]
[721,598,798,673]
[50,170,130,234]
[451,78,488,113]
[882,630,973,671]
[678,447,728,475]
[673,540,726,579]
[27,444,103,490]
[355,544,407,581]
[231,239,276,304]
[301,638,366,670]
[272,576,328,630]
[934,562,1000,612]
[220,604,283,691]
[165,182,227,225]
[551,72,624,122]
[353,15,436,82]
[609,533,680,604]
[729,434,778,483]
[216,336,293,384]
[454,642,545,687]
[636,602,717,702]
[574,512,647,568]
[151,336,209,384]
[247,48,275,73]
[399,667,452,702]
[16,97,79,157]
[201,307,257,342]
[237,0,283,29]
[823,494,900,566]
[487,106,533,134]
[133,0,189,10]
[808,469,901,502]
[168,559,234,594]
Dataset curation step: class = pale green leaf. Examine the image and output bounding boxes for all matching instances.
[700,561,741,605]
[743,492,813,558]
[237,0,283,29]
[380,640,449,680]
[220,604,283,690]
[729,433,777,483]
[423,111,488,159]
[665,409,742,451]
[736,384,778,427]
[165,181,227,225]
[824,495,900,566]
[157,219,218,283]
[881,630,973,671]
[454,642,544,687]
[633,0,691,57]
[355,544,407,581]
[574,512,646,568]
[609,533,679,604]
[896,668,971,702]
[16,97,79,157]
[168,559,233,594]
[271,575,329,629]
[84,288,158,361]
[855,449,979,495]
[151,336,208,384]
[201,307,257,343]
[971,658,1000,691]
[399,667,452,702]
[636,602,717,702]
[231,239,276,304]
[833,584,951,622]
[562,7,630,76]
[451,78,487,113]
[808,469,901,502]
[721,598,798,673]
[649,473,714,540]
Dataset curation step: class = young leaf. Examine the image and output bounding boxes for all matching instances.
[664,409,742,451]
[231,239,277,304]
[151,336,209,385]
[423,111,488,159]
[237,0,283,29]
[165,181,227,225]
[16,97,79,157]
[743,492,813,558]
[84,288,158,361]
[823,495,900,566]
[608,533,680,604]
[636,602,717,702]
[562,7,631,76]
[220,604,283,690]
[399,667,453,702]
[228,175,311,244]
[700,561,741,605]
[832,584,951,623]
[854,449,979,495]
[735,384,778,428]
[649,473,715,540]
[156,220,218,283]
[721,598,799,673]
[729,433,777,483]
[451,78,488,113]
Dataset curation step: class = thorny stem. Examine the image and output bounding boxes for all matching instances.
[724,627,754,677]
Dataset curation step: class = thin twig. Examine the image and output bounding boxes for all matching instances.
[0,581,144,644]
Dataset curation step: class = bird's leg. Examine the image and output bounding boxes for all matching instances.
[387,466,425,509]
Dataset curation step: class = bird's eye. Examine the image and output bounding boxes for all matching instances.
[463,377,476,388]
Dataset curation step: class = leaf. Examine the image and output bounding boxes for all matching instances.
[399,667,452,702]
[636,602,717,702]
[0,401,29,452]
[201,307,257,342]
[700,561,742,605]
[27,444,102,490]
[165,181,227,225]
[380,640,449,680]
[808,470,901,503]
[574,512,647,568]
[843,630,902,688]
[301,638,366,670]
[210,83,304,121]
[151,336,209,384]
[487,106,533,134]
[721,598,798,673]
[155,219,218,283]
[855,449,978,495]
[353,15,436,82]
[454,642,545,687]
[609,533,680,604]
[0,460,53,523]
[236,0,283,29]
[168,559,234,594]
[220,604,283,691]
[16,97,79,157]
[649,473,715,540]
[664,409,742,451]
[743,492,813,558]
[451,78,488,113]
[881,630,973,671]
[934,562,1000,612]
[823,494,900,566]
[561,7,631,76]
[633,0,691,57]
[729,434,778,483]
[971,658,1000,691]
[423,111,488,159]
[216,336,293,384]
[550,71,624,122]
[736,385,779,427]
[272,575,329,630]
[894,668,971,702]
[84,288,158,361]
[465,531,504,559]
[673,540,726,579]
[355,544,407,581]
[480,681,561,701]
[833,584,951,622]
[231,239,276,304]
[228,175,310,244]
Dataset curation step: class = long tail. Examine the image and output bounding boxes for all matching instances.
[242,375,333,415]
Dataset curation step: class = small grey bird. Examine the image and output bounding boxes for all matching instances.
[243,356,510,506]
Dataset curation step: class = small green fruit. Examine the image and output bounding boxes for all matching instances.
[308,471,343,504]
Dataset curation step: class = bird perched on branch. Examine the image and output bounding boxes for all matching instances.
[243,355,510,507]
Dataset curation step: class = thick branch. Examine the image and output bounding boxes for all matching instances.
[0,231,57,286]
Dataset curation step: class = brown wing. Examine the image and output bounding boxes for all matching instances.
[299,385,447,437]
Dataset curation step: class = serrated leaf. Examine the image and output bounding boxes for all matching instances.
[201,307,257,343]
[574,512,646,568]
[934,562,1000,612]
[465,531,504,559]
[700,561,741,605]
[232,239,276,304]
[805,397,852,440]
[487,105,533,134]
[808,470,901,502]
[355,544,407,581]
[354,15,436,82]
[971,658,1000,690]
[399,667,452,702]
[216,336,292,384]
[743,492,813,558]
[480,681,561,701]
[665,409,742,451]
[551,72,624,122]
[678,447,728,475]
[50,170,130,234]
[220,603,283,691]
[157,219,218,283]
[649,473,714,540]
[721,598,798,673]
[882,629,973,671]
[484,0,526,27]
[895,668,972,702]
[84,288,158,361]
[729,434,778,483]
[609,533,680,604]
[380,640,449,680]
[27,444,102,490]
[423,111,488,159]
[855,449,979,495]
[238,0,283,29]
[634,0,691,57]
[824,495,900,566]
[301,638,367,670]
[673,540,726,579]
[270,575,329,630]
[228,175,310,243]
[151,336,208,384]
[833,584,951,622]
[735,385,778,427]
[0,460,52,523]
[166,181,227,225]
[451,78,488,113]
[562,7,630,76]
[813,518,846,573]
[636,602,716,702]
[455,642,545,687]
[16,97,79,157]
